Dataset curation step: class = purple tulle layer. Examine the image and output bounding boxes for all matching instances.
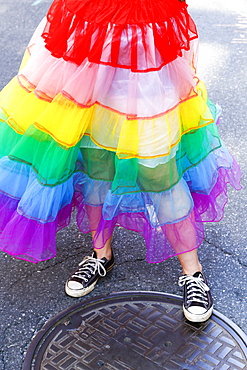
[0,157,241,263]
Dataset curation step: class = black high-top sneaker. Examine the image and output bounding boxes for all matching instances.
[65,251,114,298]
[178,271,214,323]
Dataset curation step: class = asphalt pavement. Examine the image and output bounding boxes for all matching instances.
[0,0,246,369]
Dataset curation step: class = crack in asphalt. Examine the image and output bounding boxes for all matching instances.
[204,238,247,268]
[4,247,84,290]
[117,257,146,265]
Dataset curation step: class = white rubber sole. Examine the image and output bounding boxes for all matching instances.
[183,304,214,323]
[65,280,98,298]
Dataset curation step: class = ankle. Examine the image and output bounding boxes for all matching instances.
[182,263,202,276]
[94,248,113,261]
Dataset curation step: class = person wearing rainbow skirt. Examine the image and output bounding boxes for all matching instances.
[0,0,241,323]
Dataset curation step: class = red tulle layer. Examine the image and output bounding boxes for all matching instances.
[42,0,198,71]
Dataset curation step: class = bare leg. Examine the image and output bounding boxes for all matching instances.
[85,204,113,260]
[177,249,202,275]
[163,210,202,275]
[91,230,113,259]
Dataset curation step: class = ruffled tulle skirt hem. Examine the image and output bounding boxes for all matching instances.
[0,154,241,263]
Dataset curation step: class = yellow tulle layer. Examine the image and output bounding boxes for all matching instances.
[0,77,214,159]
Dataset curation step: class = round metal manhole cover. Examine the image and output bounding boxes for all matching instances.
[23,291,247,370]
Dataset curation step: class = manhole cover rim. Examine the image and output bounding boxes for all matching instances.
[23,291,247,369]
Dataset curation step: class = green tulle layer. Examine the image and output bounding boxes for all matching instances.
[0,108,222,192]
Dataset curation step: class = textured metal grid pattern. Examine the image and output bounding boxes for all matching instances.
[24,293,247,370]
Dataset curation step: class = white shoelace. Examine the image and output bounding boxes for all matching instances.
[72,256,107,282]
[178,275,210,305]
